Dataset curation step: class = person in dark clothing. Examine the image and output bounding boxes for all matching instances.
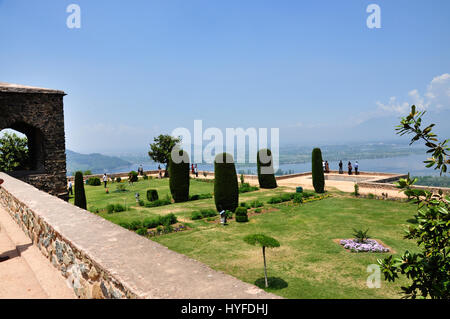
[338,160,343,174]
[348,161,352,175]
[325,161,330,173]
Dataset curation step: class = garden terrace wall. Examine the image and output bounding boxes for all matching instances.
[0,172,278,299]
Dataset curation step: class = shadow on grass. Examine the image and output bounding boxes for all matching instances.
[254,277,288,290]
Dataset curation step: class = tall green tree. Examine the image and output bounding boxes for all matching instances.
[378,105,449,299]
[169,149,190,202]
[148,134,181,177]
[311,148,325,193]
[74,171,87,209]
[214,153,239,212]
[257,148,278,189]
[0,132,29,171]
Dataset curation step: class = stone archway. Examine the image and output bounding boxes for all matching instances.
[0,82,68,200]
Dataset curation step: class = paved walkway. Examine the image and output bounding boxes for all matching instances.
[0,207,75,299]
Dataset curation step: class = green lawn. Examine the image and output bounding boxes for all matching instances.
[70,177,418,298]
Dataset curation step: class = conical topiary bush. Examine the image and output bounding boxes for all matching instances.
[257,148,277,189]
[312,148,325,193]
[74,171,87,209]
[168,149,190,202]
[214,153,239,212]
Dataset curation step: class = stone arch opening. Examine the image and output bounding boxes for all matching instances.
[0,123,46,172]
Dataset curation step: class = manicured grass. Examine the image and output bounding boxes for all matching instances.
[71,177,418,298]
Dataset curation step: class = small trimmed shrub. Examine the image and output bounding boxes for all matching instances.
[130,220,143,230]
[293,193,304,204]
[88,206,99,213]
[160,213,178,226]
[354,184,360,196]
[225,210,233,219]
[191,211,203,220]
[116,177,122,183]
[368,193,375,199]
[189,193,212,201]
[254,208,262,213]
[143,218,160,228]
[147,189,159,202]
[235,207,249,223]
[144,196,171,208]
[268,196,282,204]
[106,204,115,214]
[136,228,148,236]
[138,199,145,206]
[143,174,148,180]
[114,204,125,212]
[87,177,101,186]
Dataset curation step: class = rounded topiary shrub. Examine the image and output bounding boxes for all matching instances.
[214,153,239,212]
[235,206,249,223]
[168,149,190,203]
[312,148,325,193]
[147,189,159,202]
[87,177,101,186]
[74,171,87,209]
[257,148,277,189]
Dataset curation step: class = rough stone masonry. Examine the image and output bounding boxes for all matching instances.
[0,82,68,200]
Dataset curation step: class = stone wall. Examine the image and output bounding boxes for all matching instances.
[0,83,68,200]
[0,172,278,299]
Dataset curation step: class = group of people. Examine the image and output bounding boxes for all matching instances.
[338,160,359,175]
[323,160,360,175]
[191,164,199,177]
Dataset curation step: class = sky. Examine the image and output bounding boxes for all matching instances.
[1,0,449,154]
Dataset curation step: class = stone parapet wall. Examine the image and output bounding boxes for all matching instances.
[0,173,278,299]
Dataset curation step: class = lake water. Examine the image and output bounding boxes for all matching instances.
[109,154,440,177]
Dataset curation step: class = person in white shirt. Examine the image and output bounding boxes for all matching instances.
[103,173,108,188]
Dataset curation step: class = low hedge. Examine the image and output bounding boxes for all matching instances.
[191,209,218,220]
[87,177,101,186]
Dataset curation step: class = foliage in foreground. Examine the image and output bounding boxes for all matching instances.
[74,171,87,209]
[169,149,190,202]
[0,132,29,172]
[257,148,278,189]
[311,147,325,193]
[378,105,450,299]
[214,153,239,212]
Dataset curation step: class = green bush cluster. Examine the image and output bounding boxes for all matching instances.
[119,213,178,231]
[146,189,159,202]
[240,202,251,209]
[115,184,127,192]
[116,177,122,183]
[235,207,249,223]
[87,177,101,186]
[144,197,172,208]
[214,153,239,212]
[169,149,190,202]
[106,203,126,214]
[250,200,264,208]
[257,148,278,189]
[191,209,218,220]
[267,192,315,204]
[239,183,259,193]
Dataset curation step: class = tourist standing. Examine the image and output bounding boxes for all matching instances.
[68,181,73,195]
[338,160,343,174]
[103,173,108,188]
[348,161,352,175]
[191,164,195,175]
[322,161,326,172]
[325,161,330,173]
[194,164,198,177]
[354,161,359,175]
[158,165,162,179]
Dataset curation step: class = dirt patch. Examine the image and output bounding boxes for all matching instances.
[333,238,396,254]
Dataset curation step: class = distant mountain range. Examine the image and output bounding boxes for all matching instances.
[66,150,131,175]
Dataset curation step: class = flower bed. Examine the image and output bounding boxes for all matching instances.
[339,239,390,253]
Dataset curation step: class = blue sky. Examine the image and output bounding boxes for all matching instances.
[1,0,449,154]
